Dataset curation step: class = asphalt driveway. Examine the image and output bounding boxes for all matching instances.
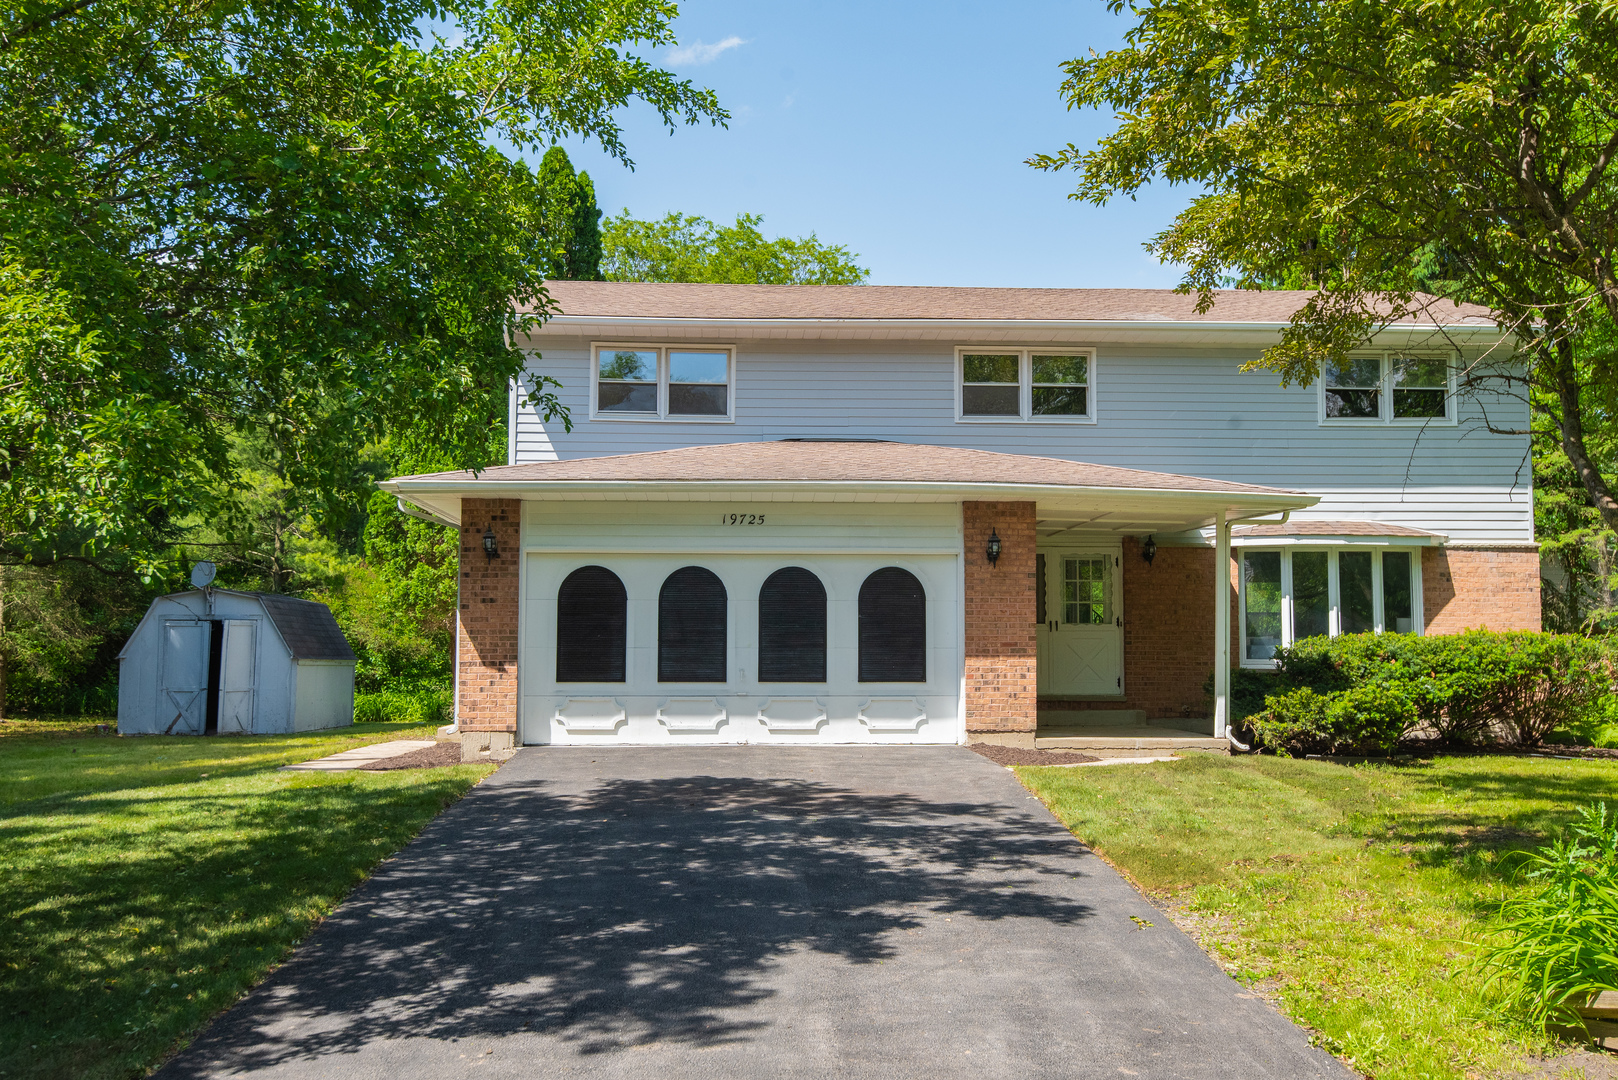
[155,747,1354,1079]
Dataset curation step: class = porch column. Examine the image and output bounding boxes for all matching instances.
[1213,508,1230,740]
[962,501,1038,744]
[457,497,521,760]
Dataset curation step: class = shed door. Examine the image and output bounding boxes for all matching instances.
[161,621,209,734]
[217,620,256,734]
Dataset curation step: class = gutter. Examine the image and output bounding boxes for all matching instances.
[1218,510,1290,753]
[527,315,1502,336]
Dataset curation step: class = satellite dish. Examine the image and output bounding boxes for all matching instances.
[190,561,217,589]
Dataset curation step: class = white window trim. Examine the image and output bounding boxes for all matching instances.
[954,346,1098,424]
[1238,545,1425,669]
[590,342,737,424]
[1317,350,1459,426]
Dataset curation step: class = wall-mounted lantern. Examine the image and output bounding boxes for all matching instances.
[482,525,498,560]
[1141,534,1157,565]
[986,528,1002,568]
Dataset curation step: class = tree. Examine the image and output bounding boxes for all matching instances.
[539,148,605,280]
[1033,0,1618,529]
[0,0,726,576]
[601,211,868,283]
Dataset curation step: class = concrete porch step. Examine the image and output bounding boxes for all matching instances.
[1033,726,1229,755]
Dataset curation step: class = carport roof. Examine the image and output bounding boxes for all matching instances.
[389,440,1301,496]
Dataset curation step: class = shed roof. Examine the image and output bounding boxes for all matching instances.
[255,594,357,661]
[536,281,1496,326]
[392,439,1300,497]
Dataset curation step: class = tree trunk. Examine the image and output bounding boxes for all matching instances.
[0,564,8,720]
[1544,328,1618,534]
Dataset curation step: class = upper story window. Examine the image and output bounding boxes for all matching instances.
[1239,546,1421,667]
[1322,352,1454,424]
[593,344,734,422]
[957,347,1095,423]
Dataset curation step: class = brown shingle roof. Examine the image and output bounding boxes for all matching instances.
[536,281,1495,326]
[393,440,1301,496]
[1233,520,1443,538]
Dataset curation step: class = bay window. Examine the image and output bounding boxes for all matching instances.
[1239,547,1423,665]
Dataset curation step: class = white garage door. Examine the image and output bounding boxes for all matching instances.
[520,552,962,745]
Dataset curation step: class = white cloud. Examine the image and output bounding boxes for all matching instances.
[666,35,747,66]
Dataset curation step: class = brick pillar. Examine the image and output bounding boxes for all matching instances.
[458,498,521,759]
[963,501,1038,741]
[1423,546,1542,633]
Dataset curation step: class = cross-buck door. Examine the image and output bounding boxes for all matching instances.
[216,620,256,734]
[1036,549,1124,697]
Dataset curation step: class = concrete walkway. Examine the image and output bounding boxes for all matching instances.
[278,739,437,771]
[158,747,1354,1079]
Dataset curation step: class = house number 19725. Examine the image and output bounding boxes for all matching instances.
[720,513,766,525]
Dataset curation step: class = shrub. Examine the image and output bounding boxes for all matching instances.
[352,687,452,726]
[1249,687,1335,756]
[1251,682,1418,756]
[1475,803,1618,1029]
[1270,630,1614,748]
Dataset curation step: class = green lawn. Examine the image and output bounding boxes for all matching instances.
[1016,754,1617,1080]
[0,719,496,1080]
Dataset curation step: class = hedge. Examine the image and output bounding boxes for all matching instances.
[1249,630,1612,754]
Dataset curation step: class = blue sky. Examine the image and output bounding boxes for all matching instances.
[539,0,1196,288]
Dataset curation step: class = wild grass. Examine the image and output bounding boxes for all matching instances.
[1016,754,1618,1080]
[0,720,495,1080]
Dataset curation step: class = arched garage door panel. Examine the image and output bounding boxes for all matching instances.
[520,553,960,745]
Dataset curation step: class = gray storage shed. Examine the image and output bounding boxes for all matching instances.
[117,589,356,735]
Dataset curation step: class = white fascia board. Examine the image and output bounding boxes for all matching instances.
[382,478,1319,519]
[526,315,1505,344]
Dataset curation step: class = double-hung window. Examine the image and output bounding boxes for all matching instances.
[593,344,734,421]
[957,347,1095,422]
[1322,353,1454,423]
[1239,547,1421,666]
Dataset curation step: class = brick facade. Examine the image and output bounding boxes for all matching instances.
[457,498,522,742]
[962,501,1038,733]
[1423,546,1541,634]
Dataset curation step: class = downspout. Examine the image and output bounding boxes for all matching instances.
[1217,509,1291,752]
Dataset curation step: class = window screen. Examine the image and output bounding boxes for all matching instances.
[556,566,627,682]
[1391,357,1447,419]
[758,567,827,682]
[597,350,657,413]
[668,350,729,416]
[1031,354,1088,416]
[961,354,1019,416]
[858,567,926,681]
[658,566,727,682]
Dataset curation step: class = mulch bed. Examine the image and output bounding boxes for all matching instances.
[970,744,1101,767]
[1537,744,1618,761]
[361,742,464,771]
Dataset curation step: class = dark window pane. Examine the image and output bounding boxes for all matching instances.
[1382,551,1413,633]
[556,566,627,682]
[1032,354,1086,384]
[859,567,926,681]
[1325,388,1379,418]
[963,384,1019,416]
[669,351,728,383]
[963,354,1018,382]
[758,567,827,682]
[1243,551,1282,660]
[1324,356,1382,388]
[1340,551,1375,633]
[1064,557,1107,625]
[659,566,727,681]
[1292,551,1330,640]
[598,381,657,412]
[668,383,728,415]
[1393,389,1446,418]
[1032,385,1088,416]
[598,350,656,381]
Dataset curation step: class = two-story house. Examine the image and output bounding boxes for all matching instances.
[380,283,1537,758]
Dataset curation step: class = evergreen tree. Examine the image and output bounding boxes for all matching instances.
[538,148,604,280]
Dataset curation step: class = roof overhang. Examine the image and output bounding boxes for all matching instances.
[521,316,1506,348]
[381,478,1319,536]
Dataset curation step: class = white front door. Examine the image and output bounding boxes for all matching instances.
[1036,548,1124,697]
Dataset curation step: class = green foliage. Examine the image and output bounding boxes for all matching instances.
[0,0,725,571]
[0,722,493,1080]
[1256,631,1615,752]
[601,211,868,284]
[1476,802,1618,1029]
[539,147,604,280]
[352,687,454,726]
